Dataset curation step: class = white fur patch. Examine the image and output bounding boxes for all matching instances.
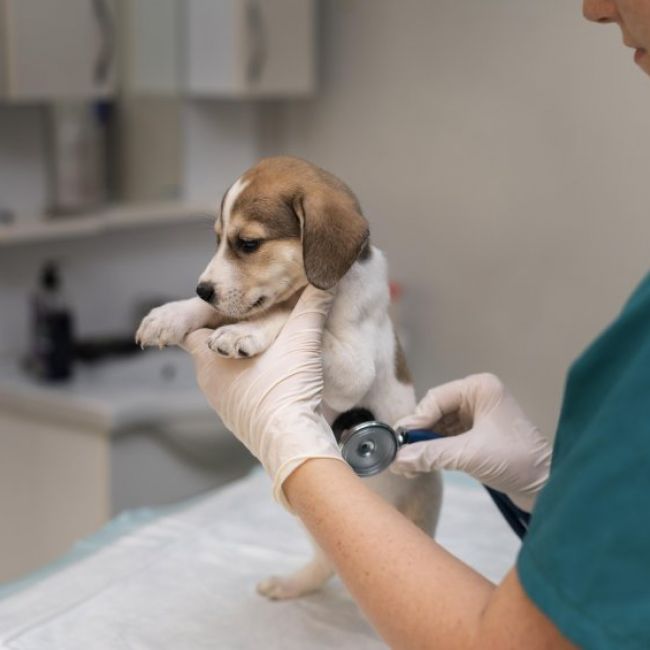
[204,176,251,294]
[222,176,249,229]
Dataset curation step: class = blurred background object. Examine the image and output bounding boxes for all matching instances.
[47,102,109,214]
[29,260,75,381]
[1,0,649,585]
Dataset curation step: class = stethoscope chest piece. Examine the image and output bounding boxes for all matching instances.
[339,421,403,477]
[336,414,531,540]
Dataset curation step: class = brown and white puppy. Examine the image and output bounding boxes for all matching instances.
[136,156,442,600]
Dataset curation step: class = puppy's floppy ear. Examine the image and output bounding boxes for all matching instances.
[293,189,369,290]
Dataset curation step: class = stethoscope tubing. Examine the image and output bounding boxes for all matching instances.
[343,424,531,540]
[400,428,531,540]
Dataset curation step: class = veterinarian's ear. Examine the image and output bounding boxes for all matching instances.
[294,190,369,290]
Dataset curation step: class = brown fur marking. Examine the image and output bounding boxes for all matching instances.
[394,331,413,384]
[247,202,301,240]
[226,156,369,289]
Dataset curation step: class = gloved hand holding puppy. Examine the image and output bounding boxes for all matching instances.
[182,285,346,509]
[183,285,551,513]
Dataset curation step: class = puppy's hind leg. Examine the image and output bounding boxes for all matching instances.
[257,540,334,601]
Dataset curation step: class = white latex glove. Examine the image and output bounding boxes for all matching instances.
[391,373,552,512]
[182,286,345,510]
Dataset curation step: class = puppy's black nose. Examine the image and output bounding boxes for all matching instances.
[196,282,215,303]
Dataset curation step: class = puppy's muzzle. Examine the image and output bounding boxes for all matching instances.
[196,282,216,304]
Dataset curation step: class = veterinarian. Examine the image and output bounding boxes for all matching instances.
[183,1,650,648]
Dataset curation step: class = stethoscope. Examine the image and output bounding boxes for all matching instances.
[338,420,531,540]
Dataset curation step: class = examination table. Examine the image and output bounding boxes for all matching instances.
[0,470,519,649]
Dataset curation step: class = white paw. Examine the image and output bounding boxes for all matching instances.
[256,576,313,601]
[207,323,268,359]
[135,302,203,348]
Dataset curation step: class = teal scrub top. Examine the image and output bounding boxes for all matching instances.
[518,271,650,650]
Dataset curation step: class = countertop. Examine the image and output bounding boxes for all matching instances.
[0,349,217,434]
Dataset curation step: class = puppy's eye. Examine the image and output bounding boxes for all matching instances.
[237,238,261,253]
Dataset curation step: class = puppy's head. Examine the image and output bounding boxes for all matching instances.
[196,157,369,318]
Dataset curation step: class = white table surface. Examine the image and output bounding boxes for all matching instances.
[0,469,520,649]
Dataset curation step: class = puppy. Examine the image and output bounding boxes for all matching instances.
[136,156,442,600]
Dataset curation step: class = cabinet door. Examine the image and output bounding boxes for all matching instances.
[122,0,181,95]
[241,0,315,97]
[186,0,315,97]
[186,0,239,96]
[0,0,116,101]
[0,411,109,582]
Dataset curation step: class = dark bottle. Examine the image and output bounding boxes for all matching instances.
[32,262,75,381]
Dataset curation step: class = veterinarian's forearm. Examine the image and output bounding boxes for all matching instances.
[284,459,494,649]
[285,460,575,649]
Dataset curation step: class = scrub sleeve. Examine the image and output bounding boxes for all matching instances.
[517,272,650,650]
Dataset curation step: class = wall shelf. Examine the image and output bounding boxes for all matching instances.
[0,201,215,247]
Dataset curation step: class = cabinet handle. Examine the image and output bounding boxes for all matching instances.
[245,0,268,85]
[92,0,115,86]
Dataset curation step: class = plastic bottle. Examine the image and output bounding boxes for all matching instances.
[47,102,107,214]
[31,262,75,381]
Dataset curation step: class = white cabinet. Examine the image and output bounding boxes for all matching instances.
[0,0,116,101]
[187,0,315,97]
[0,409,110,582]
[121,0,181,94]
[125,0,316,98]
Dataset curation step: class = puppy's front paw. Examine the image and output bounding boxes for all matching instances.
[207,323,268,359]
[136,302,203,349]
[256,576,313,601]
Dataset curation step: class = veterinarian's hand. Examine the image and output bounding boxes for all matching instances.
[182,286,345,510]
[391,373,552,512]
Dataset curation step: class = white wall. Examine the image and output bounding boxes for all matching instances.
[183,101,260,202]
[261,0,650,433]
